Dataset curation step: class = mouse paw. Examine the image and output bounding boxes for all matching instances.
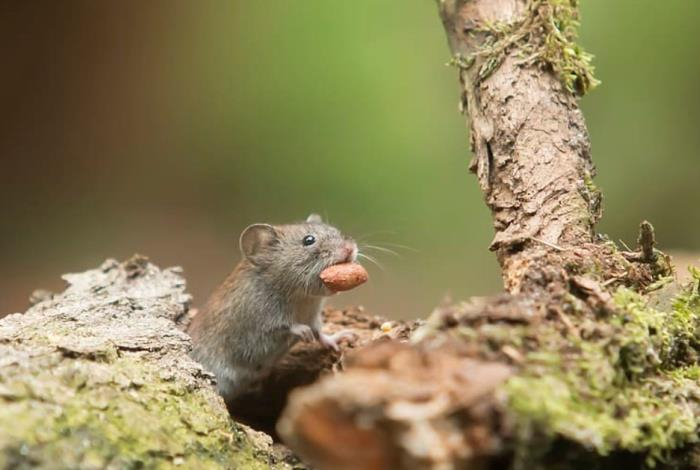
[290,324,315,343]
[319,330,358,352]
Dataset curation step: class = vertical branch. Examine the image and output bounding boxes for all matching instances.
[438,0,600,293]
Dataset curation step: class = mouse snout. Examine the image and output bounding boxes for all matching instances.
[338,241,357,263]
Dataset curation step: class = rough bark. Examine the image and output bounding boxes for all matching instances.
[278,2,699,469]
[279,339,513,470]
[0,256,303,469]
[438,0,599,294]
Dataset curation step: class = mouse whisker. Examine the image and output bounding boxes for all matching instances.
[368,241,419,253]
[356,230,399,242]
[361,244,401,257]
[357,252,384,271]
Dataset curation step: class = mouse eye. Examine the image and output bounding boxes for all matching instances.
[302,235,316,246]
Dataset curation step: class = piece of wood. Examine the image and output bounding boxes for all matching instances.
[0,256,303,469]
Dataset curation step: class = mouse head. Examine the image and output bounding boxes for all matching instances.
[239,214,358,296]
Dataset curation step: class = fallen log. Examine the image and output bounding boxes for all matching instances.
[0,256,303,469]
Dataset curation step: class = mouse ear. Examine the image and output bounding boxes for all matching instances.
[306,213,322,224]
[240,224,278,261]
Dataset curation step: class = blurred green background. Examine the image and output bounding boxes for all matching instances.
[1,1,699,318]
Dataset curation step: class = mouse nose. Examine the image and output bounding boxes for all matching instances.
[340,241,357,263]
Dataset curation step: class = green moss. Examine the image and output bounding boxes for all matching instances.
[582,170,603,221]
[0,355,290,469]
[0,259,299,469]
[505,268,700,467]
[452,0,599,95]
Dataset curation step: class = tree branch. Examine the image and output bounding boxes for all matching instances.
[438,0,600,294]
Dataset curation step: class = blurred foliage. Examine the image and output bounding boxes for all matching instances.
[0,1,698,318]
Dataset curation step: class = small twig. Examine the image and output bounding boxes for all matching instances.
[619,239,632,251]
[637,220,657,263]
[620,221,659,263]
[601,277,623,288]
[529,237,569,252]
[501,345,524,364]
[550,305,578,337]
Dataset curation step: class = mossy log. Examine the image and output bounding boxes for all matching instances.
[0,257,305,469]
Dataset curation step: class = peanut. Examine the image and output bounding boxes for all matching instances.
[320,263,368,292]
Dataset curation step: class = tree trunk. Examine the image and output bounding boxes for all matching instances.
[278,2,700,469]
[439,0,599,294]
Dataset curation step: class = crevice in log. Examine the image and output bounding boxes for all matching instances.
[223,307,420,438]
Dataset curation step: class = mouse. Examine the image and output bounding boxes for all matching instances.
[188,213,358,402]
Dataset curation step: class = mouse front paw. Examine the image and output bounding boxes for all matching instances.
[290,323,315,343]
[319,330,358,351]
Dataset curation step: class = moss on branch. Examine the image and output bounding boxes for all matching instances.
[451,0,599,95]
[503,269,700,467]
